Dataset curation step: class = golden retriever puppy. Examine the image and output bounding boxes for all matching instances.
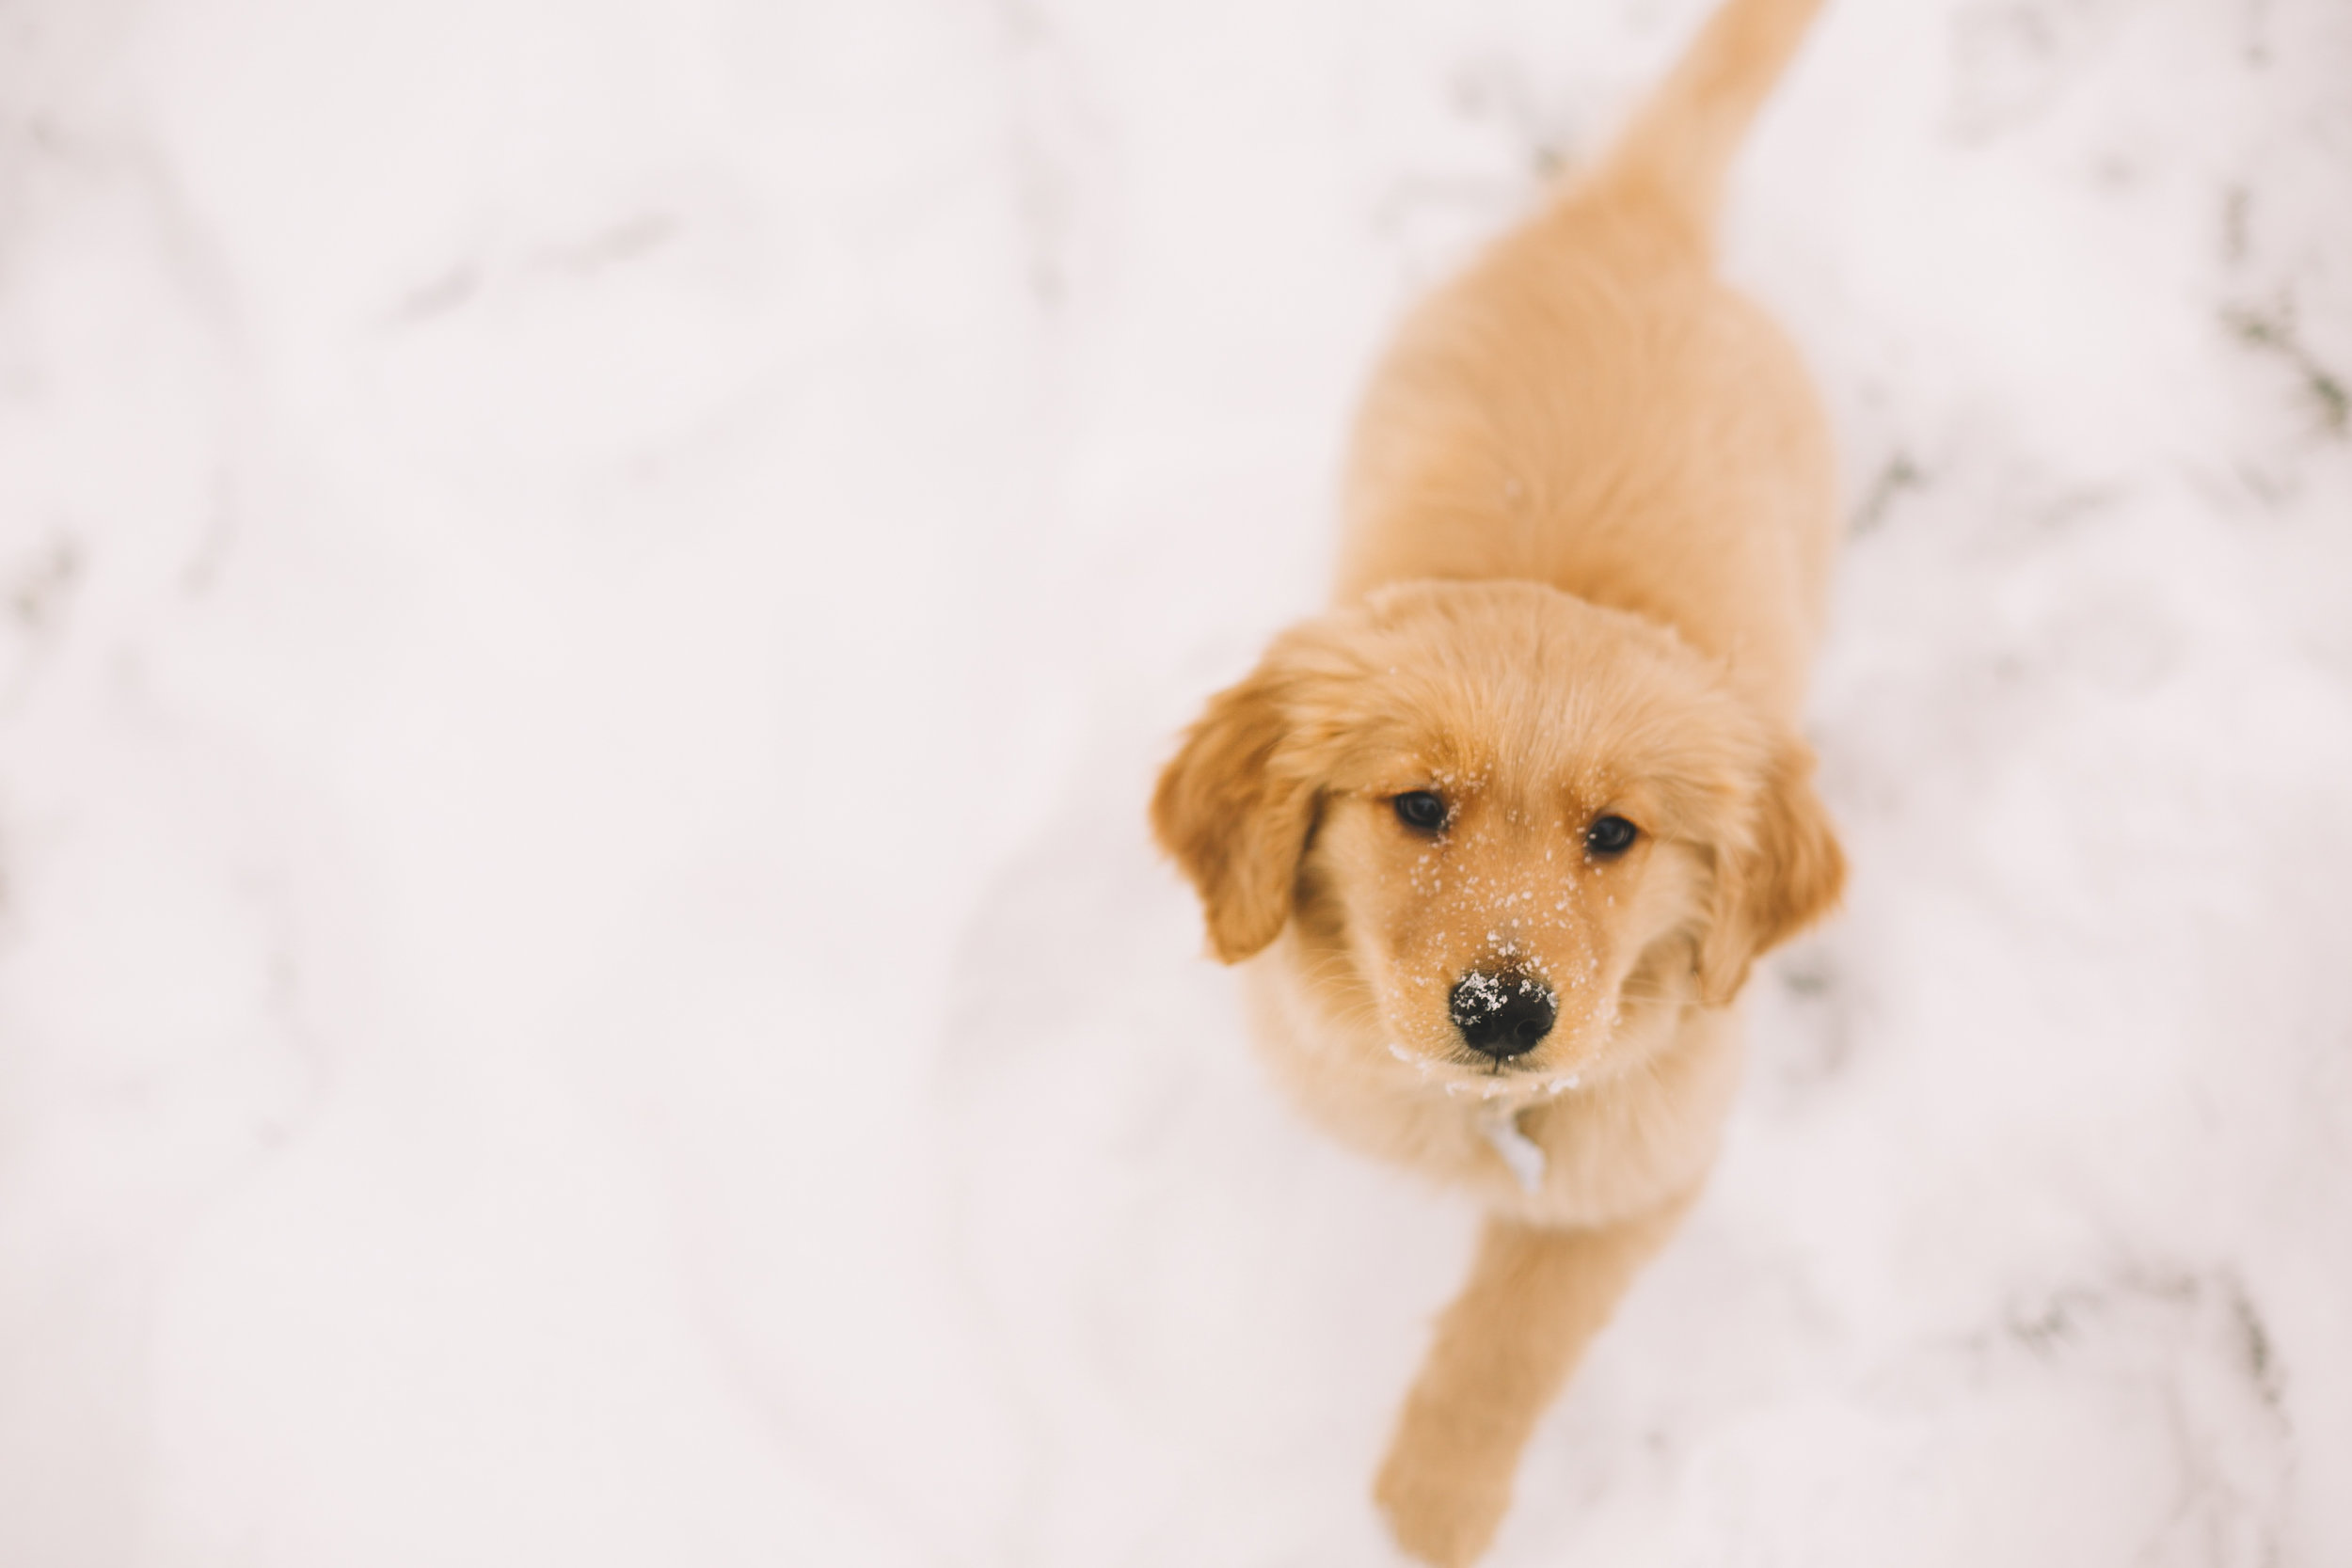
[1151,0,1842,1560]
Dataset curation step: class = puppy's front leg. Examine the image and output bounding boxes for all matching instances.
[1375,1197,1693,1567]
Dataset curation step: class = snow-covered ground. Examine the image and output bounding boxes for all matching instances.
[2,0,2347,1562]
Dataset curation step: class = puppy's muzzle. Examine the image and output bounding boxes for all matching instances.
[1449,968,1557,1060]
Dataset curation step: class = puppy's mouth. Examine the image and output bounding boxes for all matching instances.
[1379,972,1593,1096]
[1376,962,1677,1097]
[1382,1038,1590,1101]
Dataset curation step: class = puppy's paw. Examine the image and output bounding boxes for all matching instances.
[1374,1431,1514,1568]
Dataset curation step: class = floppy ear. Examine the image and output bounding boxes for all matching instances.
[1695,734,1845,1006]
[1151,662,1322,964]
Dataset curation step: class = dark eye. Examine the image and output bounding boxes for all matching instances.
[1585,815,1639,856]
[1392,791,1448,832]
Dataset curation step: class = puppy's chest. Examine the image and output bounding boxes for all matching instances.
[1503,1062,1732,1226]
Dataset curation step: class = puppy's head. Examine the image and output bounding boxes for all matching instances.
[1152,580,1841,1085]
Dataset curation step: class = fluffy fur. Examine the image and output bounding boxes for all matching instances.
[1151,0,1841,1561]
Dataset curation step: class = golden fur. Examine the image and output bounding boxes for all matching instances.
[1151,0,1841,1560]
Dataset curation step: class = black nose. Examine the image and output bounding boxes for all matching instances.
[1449,970,1557,1059]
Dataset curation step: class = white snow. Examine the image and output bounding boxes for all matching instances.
[0,0,2346,1563]
[1480,1102,1549,1196]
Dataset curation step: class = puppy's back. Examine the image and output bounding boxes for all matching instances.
[1335,0,1834,719]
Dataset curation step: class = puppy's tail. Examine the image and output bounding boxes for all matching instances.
[1576,0,1826,245]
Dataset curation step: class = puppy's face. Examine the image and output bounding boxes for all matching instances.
[1152,580,1841,1088]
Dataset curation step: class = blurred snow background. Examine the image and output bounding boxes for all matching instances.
[0,0,2346,1563]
